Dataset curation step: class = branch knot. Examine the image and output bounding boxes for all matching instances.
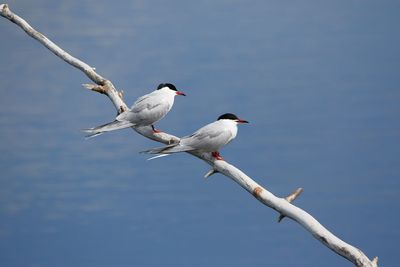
[252,186,263,200]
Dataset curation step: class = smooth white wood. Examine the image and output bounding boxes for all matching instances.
[0,4,377,266]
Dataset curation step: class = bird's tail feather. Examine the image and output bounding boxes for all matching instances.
[82,120,135,138]
[147,154,171,161]
[141,143,194,155]
[140,143,180,154]
[84,132,105,139]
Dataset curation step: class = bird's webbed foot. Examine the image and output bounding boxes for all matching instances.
[151,125,162,133]
[211,151,224,161]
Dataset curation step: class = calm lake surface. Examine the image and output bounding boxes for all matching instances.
[0,1,399,266]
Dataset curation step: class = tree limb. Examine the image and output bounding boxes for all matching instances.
[0,4,377,266]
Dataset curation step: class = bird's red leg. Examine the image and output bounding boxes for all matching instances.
[211,151,224,161]
[151,125,162,133]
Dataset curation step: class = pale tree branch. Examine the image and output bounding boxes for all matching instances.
[278,187,304,223]
[0,4,377,267]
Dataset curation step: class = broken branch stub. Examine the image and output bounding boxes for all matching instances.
[278,188,304,222]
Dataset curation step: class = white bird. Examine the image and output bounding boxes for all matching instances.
[83,83,185,138]
[142,113,248,160]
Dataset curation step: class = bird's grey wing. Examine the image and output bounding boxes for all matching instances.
[117,92,171,125]
[188,125,223,140]
[130,91,156,111]
[132,91,169,113]
[182,123,233,150]
[115,92,153,121]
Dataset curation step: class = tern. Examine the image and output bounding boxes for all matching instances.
[83,83,185,138]
[142,113,248,160]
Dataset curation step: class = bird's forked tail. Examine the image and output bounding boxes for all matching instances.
[140,143,194,160]
[83,120,135,139]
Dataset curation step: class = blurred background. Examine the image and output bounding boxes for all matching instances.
[0,1,399,266]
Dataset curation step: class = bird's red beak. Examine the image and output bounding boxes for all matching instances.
[236,119,249,124]
[176,91,186,96]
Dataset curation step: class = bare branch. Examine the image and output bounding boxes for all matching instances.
[82,83,108,95]
[278,187,304,222]
[1,4,377,267]
[204,168,218,178]
[0,4,105,85]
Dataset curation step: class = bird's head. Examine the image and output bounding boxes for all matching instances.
[157,83,186,96]
[217,113,249,124]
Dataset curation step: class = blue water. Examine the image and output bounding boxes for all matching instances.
[1,1,399,266]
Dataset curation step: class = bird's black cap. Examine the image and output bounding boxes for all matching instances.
[157,83,177,91]
[218,113,248,123]
[217,113,239,120]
